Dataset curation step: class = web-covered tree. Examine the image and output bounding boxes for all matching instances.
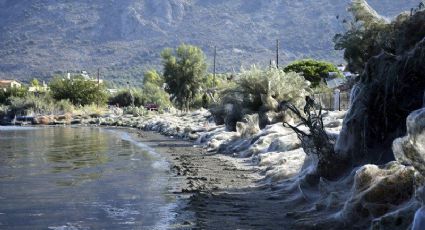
[333,0,425,73]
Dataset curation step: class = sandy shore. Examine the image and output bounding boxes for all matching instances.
[123,129,308,229]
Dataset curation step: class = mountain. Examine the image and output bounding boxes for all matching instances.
[0,0,419,85]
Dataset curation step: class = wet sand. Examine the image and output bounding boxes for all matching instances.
[128,129,305,230]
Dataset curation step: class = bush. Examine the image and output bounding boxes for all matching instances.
[49,76,108,106]
[211,66,311,130]
[109,89,144,107]
[0,87,28,104]
[283,59,342,87]
[141,82,172,108]
[123,106,148,116]
[6,94,73,115]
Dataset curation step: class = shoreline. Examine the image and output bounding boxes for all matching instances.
[105,127,264,229]
[2,107,421,229]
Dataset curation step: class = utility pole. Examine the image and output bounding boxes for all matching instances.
[97,68,100,85]
[213,46,217,87]
[276,39,279,68]
[97,68,100,107]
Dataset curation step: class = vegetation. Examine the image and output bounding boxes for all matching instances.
[334,0,425,73]
[161,44,207,110]
[49,75,108,106]
[0,87,28,104]
[109,89,144,107]
[211,66,311,130]
[283,59,342,87]
[7,94,74,116]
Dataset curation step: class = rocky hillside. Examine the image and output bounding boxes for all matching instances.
[0,0,418,85]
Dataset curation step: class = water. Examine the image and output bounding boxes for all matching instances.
[0,126,177,229]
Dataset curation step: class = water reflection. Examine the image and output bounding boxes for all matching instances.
[0,127,176,229]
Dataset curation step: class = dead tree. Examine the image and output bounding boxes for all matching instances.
[281,96,348,179]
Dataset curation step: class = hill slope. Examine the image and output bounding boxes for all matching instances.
[0,0,418,85]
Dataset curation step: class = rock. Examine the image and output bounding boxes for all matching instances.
[71,119,82,125]
[393,108,425,176]
[37,116,53,125]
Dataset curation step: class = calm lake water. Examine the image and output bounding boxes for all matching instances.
[0,126,177,229]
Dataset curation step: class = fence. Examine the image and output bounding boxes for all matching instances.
[312,91,351,111]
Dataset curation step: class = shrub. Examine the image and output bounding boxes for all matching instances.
[7,94,55,115]
[123,106,147,116]
[49,76,108,106]
[283,59,342,87]
[0,87,28,104]
[109,89,144,107]
[141,82,172,108]
[211,66,311,130]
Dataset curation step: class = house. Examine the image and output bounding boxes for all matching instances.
[0,80,22,90]
[67,71,103,84]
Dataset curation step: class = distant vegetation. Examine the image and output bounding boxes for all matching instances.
[283,59,342,87]
[162,44,207,110]
[49,76,108,106]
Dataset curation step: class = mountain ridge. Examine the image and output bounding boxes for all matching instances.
[0,0,418,85]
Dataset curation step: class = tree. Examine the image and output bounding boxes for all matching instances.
[333,0,396,73]
[49,75,108,106]
[143,69,164,87]
[161,44,207,110]
[283,59,342,87]
[30,78,40,87]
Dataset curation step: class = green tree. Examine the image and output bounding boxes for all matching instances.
[143,69,164,87]
[49,75,108,106]
[30,78,40,87]
[161,44,207,110]
[283,59,342,87]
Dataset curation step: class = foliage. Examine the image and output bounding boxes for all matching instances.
[73,104,108,117]
[211,66,311,130]
[141,82,172,108]
[283,59,342,87]
[30,78,40,87]
[109,89,144,107]
[143,69,164,87]
[0,87,28,104]
[334,0,425,73]
[161,44,207,110]
[123,106,148,116]
[234,66,311,110]
[6,94,74,115]
[49,75,108,106]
